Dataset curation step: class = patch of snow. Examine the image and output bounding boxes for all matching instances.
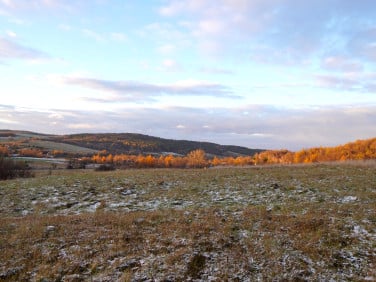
[341,196,357,203]
[21,210,29,216]
[353,225,367,235]
[86,202,101,212]
[108,202,127,208]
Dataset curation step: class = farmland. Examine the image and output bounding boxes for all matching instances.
[0,163,375,281]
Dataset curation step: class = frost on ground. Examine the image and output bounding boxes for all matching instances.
[0,164,375,281]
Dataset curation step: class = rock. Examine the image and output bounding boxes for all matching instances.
[117,259,141,271]
[121,189,134,196]
[21,210,29,216]
[271,183,280,189]
[45,225,56,233]
[66,201,79,208]
[172,200,184,206]
[62,274,84,281]
[133,217,145,224]
[341,196,357,203]
[0,266,24,280]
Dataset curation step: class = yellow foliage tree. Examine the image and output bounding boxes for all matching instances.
[186,149,207,168]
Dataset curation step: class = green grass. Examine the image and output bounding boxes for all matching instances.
[0,163,375,281]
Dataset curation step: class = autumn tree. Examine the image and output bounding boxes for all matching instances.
[0,145,9,156]
[18,148,43,158]
[170,156,187,168]
[163,155,174,168]
[186,149,207,168]
[211,156,221,166]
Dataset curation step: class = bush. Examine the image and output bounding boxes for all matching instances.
[95,164,116,171]
[66,158,86,169]
[0,156,34,180]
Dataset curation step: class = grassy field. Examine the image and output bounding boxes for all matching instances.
[28,140,99,155]
[0,163,375,281]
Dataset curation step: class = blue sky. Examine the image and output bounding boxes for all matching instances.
[0,0,375,150]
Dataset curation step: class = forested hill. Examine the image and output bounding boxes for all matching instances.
[1,130,375,163]
[52,133,262,156]
[0,130,263,157]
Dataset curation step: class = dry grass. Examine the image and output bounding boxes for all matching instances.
[0,163,375,281]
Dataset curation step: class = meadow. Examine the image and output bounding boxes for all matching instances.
[0,162,375,281]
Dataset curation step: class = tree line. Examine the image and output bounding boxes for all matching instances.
[84,138,376,168]
[1,137,375,169]
[85,149,224,168]
[253,138,376,165]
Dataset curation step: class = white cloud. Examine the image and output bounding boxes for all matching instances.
[110,32,127,42]
[5,30,17,37]
[200,66,234,75]
[160,59,182,72]
[321,56,363,72]
[0,117,18,124]
[158,0,376,66]
[0,0,15,8]
[58,24,72,31]
[60,76,238,101]
[67,123,95,129]
[48,113,64,119]
[315,71,376,93]
[82,29,104,42]
[0,0,78,10]
[157,44,176,55]
[142,22,188,43]
[0,37,48,60]
[196,19,224,36]
[158,0,279,55]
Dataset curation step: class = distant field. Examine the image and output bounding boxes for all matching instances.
[0,163,375,281]
[0,129,98,155]
[28,140,98,154]
[0,130,50,139]
[12,157,68,170]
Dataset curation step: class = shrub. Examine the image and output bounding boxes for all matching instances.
[66,158,86,169]
[0,155,34,180]
[186,253,206,279]
[95,164,116,171]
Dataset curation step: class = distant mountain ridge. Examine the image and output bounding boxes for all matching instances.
[53,133,263,156]
[0,130,263,157]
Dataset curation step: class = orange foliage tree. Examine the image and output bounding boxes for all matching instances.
[0,145,9,156]
[87,137,376,168]
[18,148,43,158]
[186,149,207,168]
[253,138,376,165]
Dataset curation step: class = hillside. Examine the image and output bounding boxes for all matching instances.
[0,130,263,157]
[253,137,376,164]
[53,133,262,156]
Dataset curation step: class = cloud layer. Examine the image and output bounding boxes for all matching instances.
[0,37,47,60]
[61,77,238,102]
[1,104,375,150]
[0,1,375,149]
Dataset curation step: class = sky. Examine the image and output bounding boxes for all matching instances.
[0,0,375,150]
